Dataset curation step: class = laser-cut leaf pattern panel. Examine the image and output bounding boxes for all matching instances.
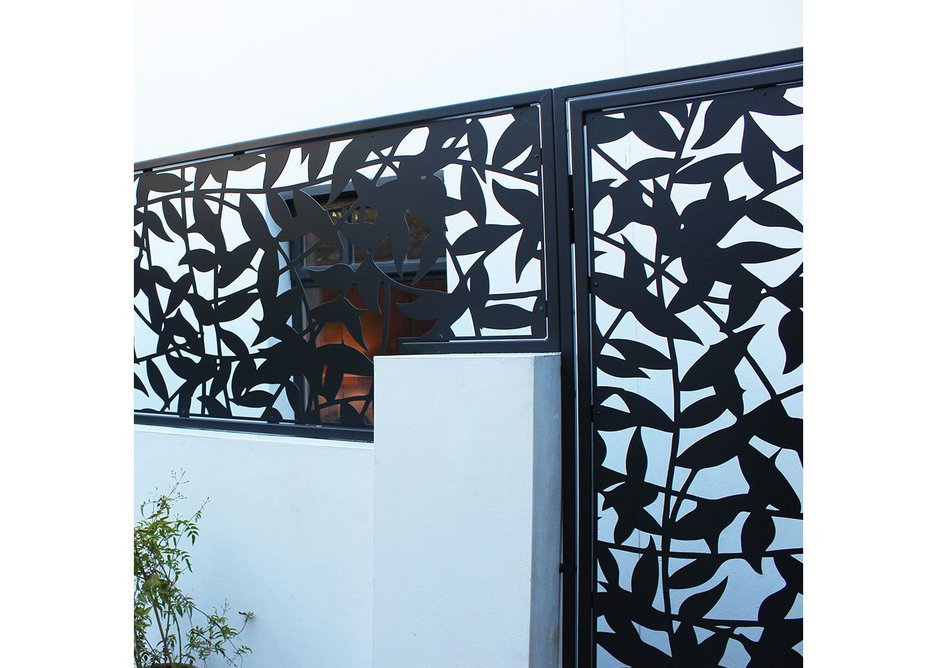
[586,84,803,667]
[134,104,549,429]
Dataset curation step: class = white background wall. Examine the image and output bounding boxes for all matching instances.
[135,427,375,667]
[134,0,802,162]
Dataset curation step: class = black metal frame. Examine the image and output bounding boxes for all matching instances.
[554,48,802,667]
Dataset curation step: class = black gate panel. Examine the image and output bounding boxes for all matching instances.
[565,56,803,666]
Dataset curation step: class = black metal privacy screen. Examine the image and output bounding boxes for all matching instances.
[134,91,559,440]
[134,49,804,668]
[563,56,803,666]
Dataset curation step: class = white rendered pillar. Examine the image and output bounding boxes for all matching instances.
[373,352,562,668]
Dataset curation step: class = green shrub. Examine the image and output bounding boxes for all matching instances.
[134,472,253,668]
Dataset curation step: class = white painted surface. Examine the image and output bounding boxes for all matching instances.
[134,426,374,667]
[621,0,802,75]
[135,0,628,161]
[373,353,562,667]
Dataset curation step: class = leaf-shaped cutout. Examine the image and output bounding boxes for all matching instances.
[192,196,226,252]
[284,380,304,419]
[318,344,373,376]
[679,577,728,620]
[726,241,799,266]
[134,372,149,396]
[626,428,648,479]
[263,148,290,189]
[593,274,702,344]
[390,211,411,277]
[302,142,330,183]
[480,303,531,330]
[746,400,802,453]
[669,556,722,590]
[208,359,231,398]
[596,543,620,589]
[738,448,801,515]
[593,405,635,432]
[775,554,803,593]
[460,165,486,225]
[596,354,648,379]
[217,243,258,289]
[630,537,659,607]
[176,380,196,416]
[212,292,257,326]
[628,108,681,151]
[681,327,759,391]
[413,230,446,284]
[237,193,274,248]
[670,495,747,551]
[352,257,385,315]
[308,297,367,349]
[146,359,169,404]
[235,390,275,408]
[778,307,803,374]
[219,328,250,360]
[671,621,701,663]
[758,583,798,624]
[605,338,670,370]
[588,114,632,146]
[492,114,537,168]
[725,276,765,330]
[780,144,803,171]
[179,249,216,273]
[673,154,743,184]
[395,287,449,322]
[165,274,193,316]
[329,135,375,203]
[741,115,778,190]
[627,156,692,180]
[745,198,803,231]
[741,511,776,574]
[466,119,488,181]
[140,210,173,243]
[166,354,206,383]
[675,422,750,470]
[289,189,343,247]
[161,200,188,239]
[208,154,264,184]
[452,224,519,257]
[306,264,355,293]
[697,629,730,666]
[198,395,230,418]
[492,181,540,228]
[692,96,748,150]
[137,172,190,207]
[771,268,802,312]
[679,394,727,428]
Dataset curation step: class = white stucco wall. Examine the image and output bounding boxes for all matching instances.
[134,426,375,667]
[135,1,801,163]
